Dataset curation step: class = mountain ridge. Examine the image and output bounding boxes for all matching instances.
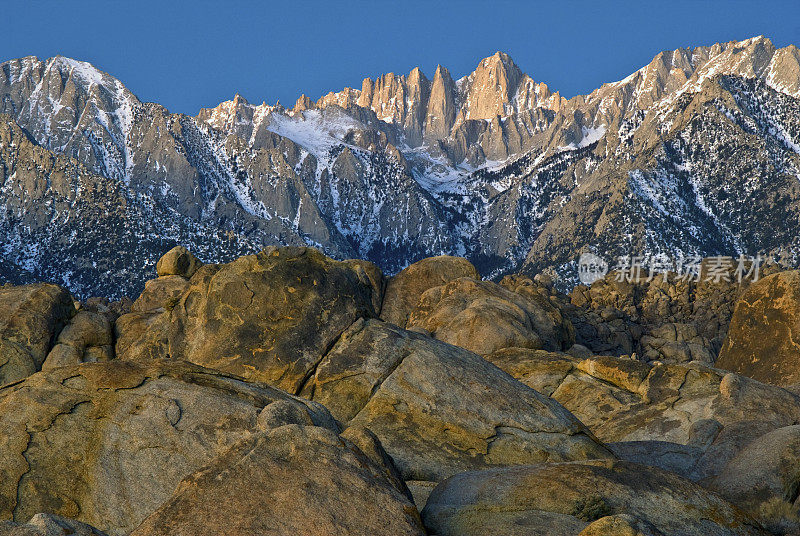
[1,36,800,298]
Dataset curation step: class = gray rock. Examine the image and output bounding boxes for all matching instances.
[0,513,107,536]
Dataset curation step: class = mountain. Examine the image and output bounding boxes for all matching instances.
[1,36,800,298]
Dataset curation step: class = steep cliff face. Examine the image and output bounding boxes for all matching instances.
[1,36,800,298]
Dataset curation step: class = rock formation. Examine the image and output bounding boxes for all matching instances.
[422,460,769,536]
[717,271,800,386]
[1,245,800,534]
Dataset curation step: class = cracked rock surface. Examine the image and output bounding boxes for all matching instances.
[131,425,424,536]
[422,460,769,536]
[0,360,335,535]
[115,246,379,393]
[303,318,612,481]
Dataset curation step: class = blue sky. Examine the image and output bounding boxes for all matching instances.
[3,1,799,115]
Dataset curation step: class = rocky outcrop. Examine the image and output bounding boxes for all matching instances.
[421,460,768,536]
[709,425,800,533]
[0,360,335,535]
[6,248,800,534]
[486,348,800,481]
[380,255,479,327]
[154,246,202,279]
[717,271,800,386]
[407,277,574,354]
[301,318,611,481]
[116,247,378,393]
[42,311,114,370]
[0,283,74,385]
[578,514,663,536]
[567,269,752,361]
[131,425,424,536]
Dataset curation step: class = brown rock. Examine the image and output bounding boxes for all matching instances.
[578,514,663,536]
[486,348,800,481]
[380,255,479,327]
[130,275,190,313]
[340,425,412,502]
[154,246,202,278]
[407,277,574,354]
[421,460,767,536]
[303,318,612,481]
[0,283,75,384]
[717,271,800,386]
[116,247,377,393]
[113,311,166,363]
[130,425,424,536]
[0,360,335,535]
[255,399,314,431]
[42,311,114,370]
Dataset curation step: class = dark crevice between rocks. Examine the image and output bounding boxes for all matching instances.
[11,430,32,521]
[293,317,368,397]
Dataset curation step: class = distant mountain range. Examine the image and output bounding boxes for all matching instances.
[1,36,799,298]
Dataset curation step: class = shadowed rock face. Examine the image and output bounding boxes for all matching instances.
[302,318,612,482]
[380,255,480,327]
[130,425,425,536]
[422,460,769,536]
[0,360,336,535]
[0,283,75,385]
[717,271,800,386]
[708,425,800,533]
[42,311,114,371]
[116,247,379,393]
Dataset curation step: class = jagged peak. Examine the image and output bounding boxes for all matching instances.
[232,93,249,106]
[732,35,773,48]
[604,35,782,93]
[483,51,517,67]
[49,56,122,91]
[407,66,428,85]
[292,94,315,113]
[433,64,453,80]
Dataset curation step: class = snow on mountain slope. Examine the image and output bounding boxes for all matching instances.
[2,36,800,299]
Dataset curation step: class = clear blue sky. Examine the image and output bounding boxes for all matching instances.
[3,1,798,115]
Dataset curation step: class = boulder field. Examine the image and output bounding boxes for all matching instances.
[1,246,800,534]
